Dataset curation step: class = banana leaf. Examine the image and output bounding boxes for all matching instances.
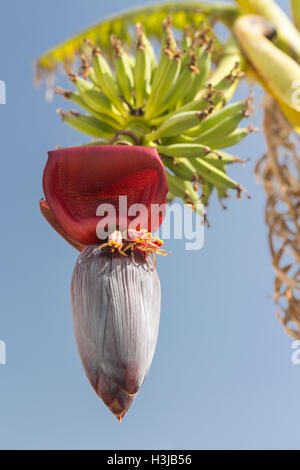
[36,1,239,81]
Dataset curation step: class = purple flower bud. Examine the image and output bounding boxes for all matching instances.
[71,246,161,421]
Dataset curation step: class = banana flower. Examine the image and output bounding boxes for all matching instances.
[40,145,168,420]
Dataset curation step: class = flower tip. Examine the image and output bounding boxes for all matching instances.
[93,374,136,421]
[108,396,133,422]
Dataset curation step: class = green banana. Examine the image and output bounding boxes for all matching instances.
[190,113,249,146]
[55,88,122,130]
[166,149,215,209]
[192,156,245,196]
[183,41,213,103]
[152,54,200,117]
[150,65,242,127]
[210,125,258,149]
[166,172,203,209]
[78,54,101,89]
[166,172,189,200]
[134,24,152,109]
[142,29,157,76]
[201,180,214,206]
[158,143,212,159]
[181,31,192,54]
[148,109,211,141]
[186,97,252,138]
[111,36,135,107]
[146,53,182,118]
[85,39,127,116]
[145,22,176,117]
[164,156,197,181]
[66,73,125,124]
[205,150,244,165]
[57,109,116,139]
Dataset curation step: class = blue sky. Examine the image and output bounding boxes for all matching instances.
[0,0,299,450]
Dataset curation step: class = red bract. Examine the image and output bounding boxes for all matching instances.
[41,146,168,248]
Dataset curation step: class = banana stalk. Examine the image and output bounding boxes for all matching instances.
[235,0,300,63]
[233,15,300,130]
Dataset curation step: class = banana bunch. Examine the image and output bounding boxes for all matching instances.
[56,20,254,213]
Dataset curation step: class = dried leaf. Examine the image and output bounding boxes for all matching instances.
[256,95,300,338]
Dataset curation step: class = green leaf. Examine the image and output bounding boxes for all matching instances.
[36,1,239,81]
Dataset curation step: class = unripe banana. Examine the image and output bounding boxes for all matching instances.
[181,31,192,53]
[186,97,252,138]
[191,112,249,146]
[151,67,242,127]
[182,181,204,214]
[148,110,210,140]
[211,125,257,149]
[163,156,197,181]
[145,47,174,116]
[165,156,211,210]
[192,156,246,196]
[77,52,98,89]
[196,99,249,133]
[208,160,234,205]
[161,17,177,53]
[153,54,200,117]
[57,109,116,139]
[87,68,99,88]
[55,88,122,130]
[166,173,204,214]
[66,73,124,124]
[166,172,189,200]
[111,36,135,107]
[145,53,182,118]
[142,30,157,76]
[205,150,244,165]
[85,39,127,116]
[149,94,208,127]
[204,35,245,103]
[201,180,213,206]
[158,143,212,159]
[164,153,233,207]
[160,144,244,168]
[134,24,152,109]
[216,185,229,208]
[184,42,212,103]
